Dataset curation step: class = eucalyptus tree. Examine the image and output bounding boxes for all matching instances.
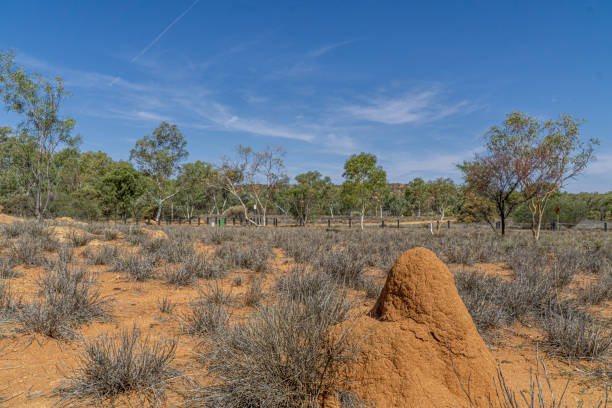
[518,114,597,239]
[218,145,286,226]
[341,153,387,230]
[288,171,329,225]
[0,51,79,221]
[130,122,188,223]
[425,178,457,232]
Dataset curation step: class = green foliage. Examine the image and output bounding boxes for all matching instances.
[341,153,387,228]
[98,162,145,217]
[288,171,331,224]
[0,50,79,221]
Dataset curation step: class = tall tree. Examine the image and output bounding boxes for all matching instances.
[0,51,78,221]
[177,160,215,219]
[130,122,188,223]
[341,153,387,230]
[459,112,537,235]
[404,178,428,217]
[426,178,457,232]
[218,145,285,226]
[98,162,145,220]
[288,171,327,225]
[519,114,597,240]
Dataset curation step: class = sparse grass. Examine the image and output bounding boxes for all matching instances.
[158,297,176,314]
[541,305,611,358]
[112,253,156,281]
[83,244,119,266]
[68,231,93,247]
[0,257,20,279]
[0,280,19,318]
[244,278,264,307]
[215,243,272,273]
[9,236,45,266]
[208,228,232,245]
[316,248,366,289]
[18,264,110,339]
[54,326,180,407]
[183,301,230,337]
[144,238,194,265]
[103,228,120,241]
[203,281,233,306]
[183,286,361,408]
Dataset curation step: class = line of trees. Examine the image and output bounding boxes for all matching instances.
[1,50,609,238]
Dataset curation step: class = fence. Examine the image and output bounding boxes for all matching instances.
[74,214,611,232]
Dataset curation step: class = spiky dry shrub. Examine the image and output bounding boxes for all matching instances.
[143,237,195,265]
[103,228,120,241]
[244,278,264,307]
[184,276,364,408]
[183,301,230,337]
[157,297,176,314]
[0,280,20,319]
[112,253,156,281]
[18,264,110,339]
[454,268,511,333]
[163,264,196,287]
[540,305,611,358]
[124,228,147,246]
[207,228,233,245]
[83,245,119,266]
[0,256,20,279]
[68,231,93,248]
[215,243,272,273]
[56,245,74,265]
[54,326,180,407]
[204,281,234,306]
[275,266,336,303]
[163,254,226,287]
[315,248,367,289]
[9,235,45,266]
[0,221,45,239]
[576,273,612,305]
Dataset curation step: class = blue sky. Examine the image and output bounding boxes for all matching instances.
[1,0,611,192]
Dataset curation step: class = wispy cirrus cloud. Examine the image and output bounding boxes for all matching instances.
[343,89,472,125]
[307,40,354,58]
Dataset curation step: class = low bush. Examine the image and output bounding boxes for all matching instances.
[0,281,19,318]
[215,244,272,273]
[541,305,611,358]
[454,269,511,332]
[158,297,176,314]
[68,231,93,247]
[244,278,264,307]
[315,249,366,289]
[184,288,362,408]
[10,236,45,266]
[83,245,119,266]
[54,326,179,406]
[0,256,20,279]
[18,264,110,338]
[112,253,156,281]
[183,301,230,337]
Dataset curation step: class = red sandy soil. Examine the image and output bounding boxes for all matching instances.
[0,223,609,407]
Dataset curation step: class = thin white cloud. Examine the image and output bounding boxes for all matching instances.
[344,90,471,125]
[220,116,313,142]
[307,40,354,58]
[584,153,612,175]
[130,0,200,63]
[381,149,476,182]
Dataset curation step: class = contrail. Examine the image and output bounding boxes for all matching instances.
[130,0,200,63]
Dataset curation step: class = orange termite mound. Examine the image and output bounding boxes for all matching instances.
[349,247,498,407]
